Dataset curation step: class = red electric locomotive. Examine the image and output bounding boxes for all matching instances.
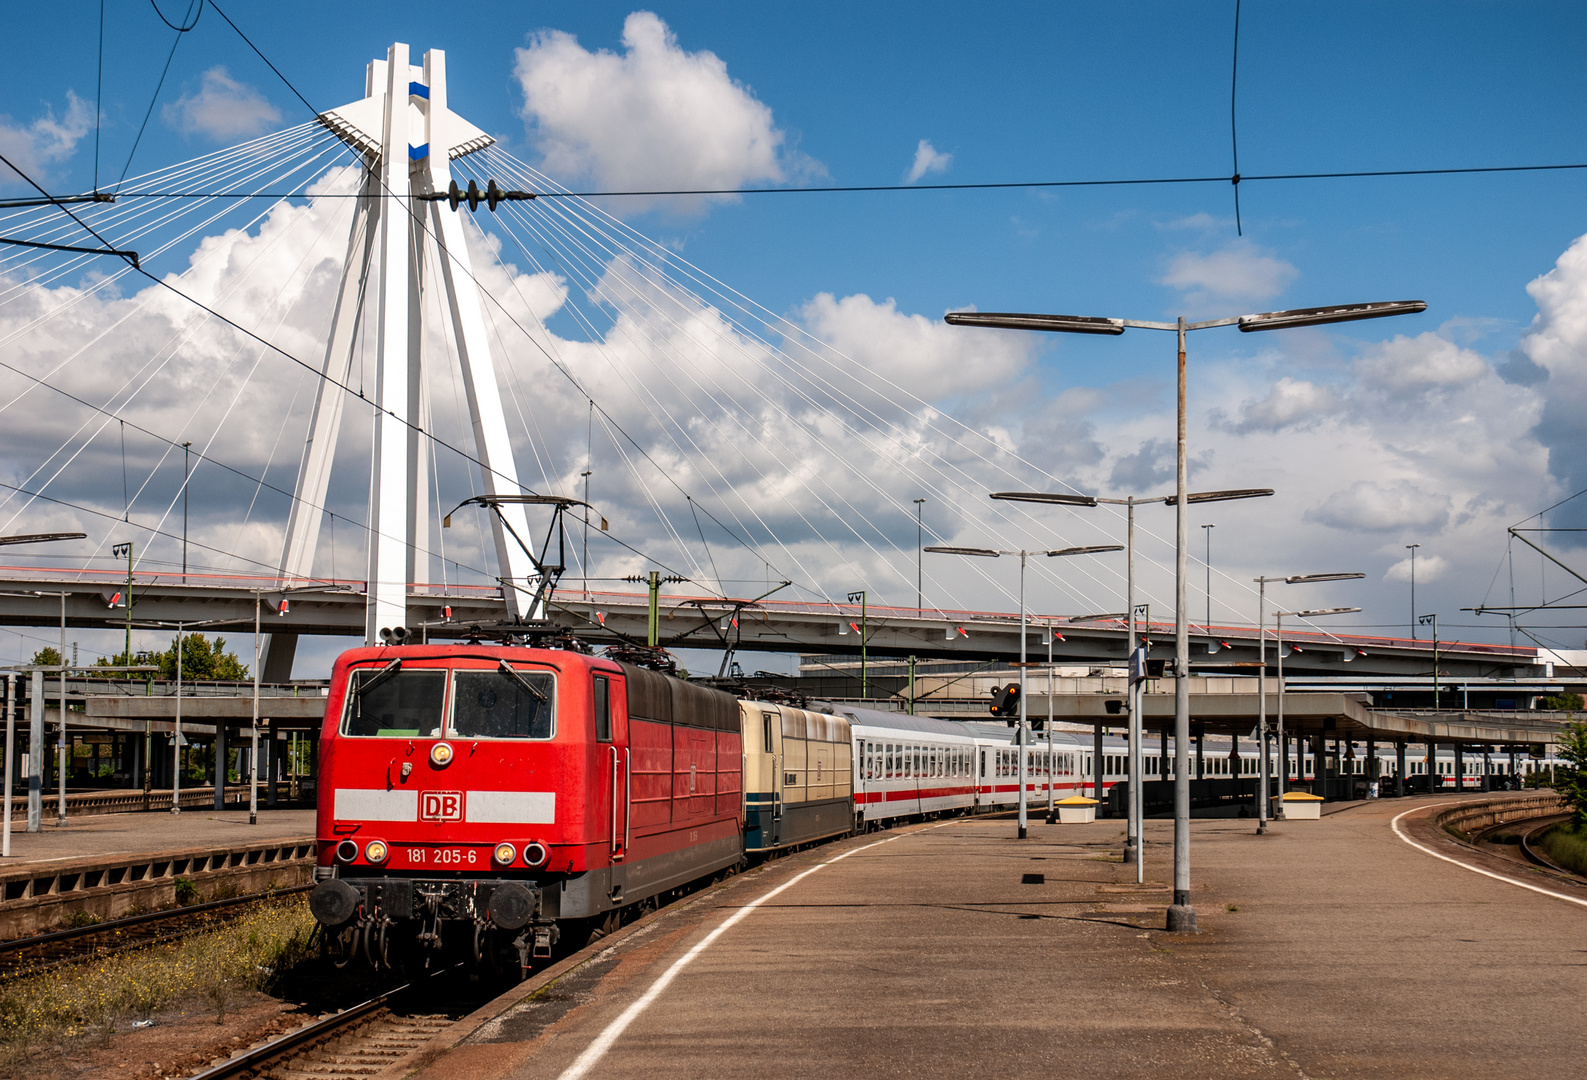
[307,640,743,972]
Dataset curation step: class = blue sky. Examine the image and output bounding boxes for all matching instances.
[3,2,1587,671]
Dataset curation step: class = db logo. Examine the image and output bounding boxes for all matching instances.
[420,791,463,821]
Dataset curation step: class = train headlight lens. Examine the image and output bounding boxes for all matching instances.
[335,839,359,863]
[522,842,549,868]
[429,741,454,767]
[364,840,389,864]
[493,842,517,866]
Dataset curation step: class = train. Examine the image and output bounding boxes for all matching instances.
[306,638,1560,974]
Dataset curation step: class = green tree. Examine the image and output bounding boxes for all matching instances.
[1543,691,1585,712]
[157,634,249,682]
[28,646,62,667]
[1552,722,1587,829]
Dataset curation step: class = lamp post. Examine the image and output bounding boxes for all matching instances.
[1418,613,1440,708]
[1277,605,1361,803]
[949,298,1426,931]
[1256,573,1363,825]
[993,487,1271,875]
[914,498,926,615]
[36,591,67,826]
[928,540,1122,839]
[1406,543,1420,640]
[181,441,192,584]
[1202,524,1215,628]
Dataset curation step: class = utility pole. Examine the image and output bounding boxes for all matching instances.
[1202,523,1215,627]
[250,594,260,825]
[913,498,925,614]
[113,542,147,809]
[181,441,192,583]
[1406,543,1420,639]
[1419,613,1440,709]
[848,591,867,697]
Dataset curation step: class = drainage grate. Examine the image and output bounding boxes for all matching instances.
[1021,873,1046,885]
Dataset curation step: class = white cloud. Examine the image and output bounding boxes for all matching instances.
[1384,553,1447,584]
[1517,232,1587,525]
[1307,481,1453,533]
[514,12,815,214]
[162,67,282,141]
[798,294,1032,402]
[0,92,92,189]
[1355,332,1486,393]
[1214,376,1342,433]
[1159,240,1298,307]
[905,139,951,184]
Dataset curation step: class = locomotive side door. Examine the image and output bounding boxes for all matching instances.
[595,674,628,864]
[765,710,784,843]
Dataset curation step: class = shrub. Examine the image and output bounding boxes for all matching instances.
[1551,722,1587,829]
[173,877,200,906]
[1537,823,1587,877]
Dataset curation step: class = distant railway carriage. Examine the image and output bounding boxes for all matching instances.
[740,701,853,852]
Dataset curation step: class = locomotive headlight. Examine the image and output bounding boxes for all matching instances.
[429,741,454,767]
[493,842,517,866]
[335,839,359,863]
[364,840,389,864]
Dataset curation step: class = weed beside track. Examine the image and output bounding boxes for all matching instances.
[0,897,316,1071]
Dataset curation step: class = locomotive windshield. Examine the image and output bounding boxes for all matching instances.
[341,666,446,737]
[453,666,555,739]
[336,660,556,739]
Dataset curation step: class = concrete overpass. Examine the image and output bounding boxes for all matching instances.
[0,566,1537,681]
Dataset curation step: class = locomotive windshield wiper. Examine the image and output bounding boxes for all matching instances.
[353,658,403,698]
[498,660,547,703]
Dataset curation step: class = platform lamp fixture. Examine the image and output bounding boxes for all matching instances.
[1257,573,1364,824]
[926,540,1122,839]
[1276,605,1361,805]
[1418,613,1440,709]
[992,487,1271,879]
[949,297,1426,932]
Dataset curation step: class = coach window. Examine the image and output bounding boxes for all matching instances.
[452,665,555,739]
[762,712,775,753]
[341,666,446,738]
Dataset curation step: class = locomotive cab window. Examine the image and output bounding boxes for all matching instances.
[593,675,611,742]
[452,665,555,739]
[341,665,446,737]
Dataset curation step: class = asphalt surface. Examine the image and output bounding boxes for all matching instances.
[400,794,1587,1080]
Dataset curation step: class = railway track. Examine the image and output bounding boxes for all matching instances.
[1469,812,1585,882]
[187,978,464,1080]
[0,884,312,982]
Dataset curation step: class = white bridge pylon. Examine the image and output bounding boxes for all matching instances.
[266,44,539,677]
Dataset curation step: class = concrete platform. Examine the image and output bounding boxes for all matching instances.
[405,794,1587,1080]
[0,808,316,934]
[0,807,315,870]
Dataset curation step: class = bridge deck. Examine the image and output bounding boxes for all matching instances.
[409,793,1586,1080]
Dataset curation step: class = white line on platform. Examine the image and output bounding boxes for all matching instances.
[553,830,917,1080]
[1390,803,1587,909]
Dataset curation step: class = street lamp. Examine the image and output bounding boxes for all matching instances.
[1256,573,1363,825]
[181,441,192,584]
[927,539,1121,839]
[1276,605,1361,803]
[994,487,1271,880]
[914,498,926,615]
[951,298,1425,932]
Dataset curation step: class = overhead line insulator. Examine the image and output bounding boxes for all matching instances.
[419,179,536,212]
